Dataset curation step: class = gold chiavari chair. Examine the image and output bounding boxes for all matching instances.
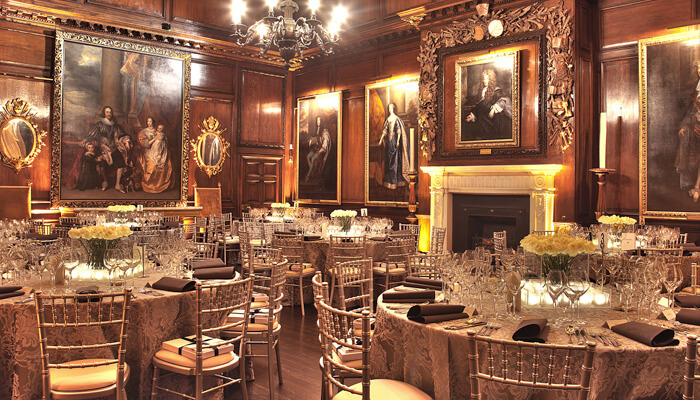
[466,331,597,400]
[151,278,253,400]
[336,258,373,313]
[263,222,284,245]
[312,273,331,400]
[193,217,209,244]
[531,230,557,236]
[317,299,432,400]
[430,226,446,254]
[58,216,80,227]
[407,253,444,279]
[327,235,367,305]
[209,213,239,265]
[248,246,283,276]
[374,234,412,292]
[34,289,132,400]
[224,259,288,400]
[685,335,700,399]
[683,263,700,294]
[398,223,420,243]
[273,233,315,316]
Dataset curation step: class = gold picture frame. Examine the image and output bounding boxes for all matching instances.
[365,76,419,206]
[191,116,230,178]
[295,91,342,204]
[0,98,47,173]
[455,51,520,149]
[639,30,700,222]
[51,30,191,207]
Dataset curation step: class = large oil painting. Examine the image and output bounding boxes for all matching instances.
[296,92,342,204]
[455,51,519,149]
[365,77,419,206]
[51,31,190,207]
[640,31,700,221]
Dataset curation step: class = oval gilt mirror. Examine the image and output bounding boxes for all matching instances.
[191,116,230,177]
[0,99,47,173]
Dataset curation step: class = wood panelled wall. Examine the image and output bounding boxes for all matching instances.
[0,0,288,215]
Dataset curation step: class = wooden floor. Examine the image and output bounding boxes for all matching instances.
[227,305,324,400]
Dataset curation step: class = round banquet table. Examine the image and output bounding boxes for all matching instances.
[371,293,696,400]
[300,238,388,274]
[0,272,239,400]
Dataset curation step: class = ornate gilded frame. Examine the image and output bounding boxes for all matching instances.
[191,116,230,178]
[455,50,520,150]
[364,76,419,207]
[639,31,700,222]
[51,30,191,207]
[0,98,47,173]
[295,91,342,205]
[418,1,573,160]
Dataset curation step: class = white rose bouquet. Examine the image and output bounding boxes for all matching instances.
[68,225,133,269]
[107,205,136,213]
[598,215,636,235]
[520,233,595,274]
[330,210,357,232]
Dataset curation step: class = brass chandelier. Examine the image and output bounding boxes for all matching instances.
[230,0,347,68]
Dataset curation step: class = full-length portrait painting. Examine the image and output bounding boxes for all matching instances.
[51,31,190,207]
[456,51,519,149]
[365,77,419,206]
[640,31,700,220]
[296,92,341,204]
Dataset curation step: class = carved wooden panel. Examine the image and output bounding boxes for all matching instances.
[380,47,420,77]
[342,97,365,202]
[383,0,427,18]
[600,0,693,47]
[334,58,378,91]
[171,0,233,30]
[0,23,53,77]
[239,69,285,148]
[86,0,165,17]
[240,155,282,209]
[191,60,235,94]
[294,65,332,98]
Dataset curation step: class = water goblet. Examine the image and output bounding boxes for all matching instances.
[546,270,567,327]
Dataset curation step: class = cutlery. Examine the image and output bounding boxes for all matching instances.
[444,321,486,331]
[486,325,501,337]
[574,329,584,345]
[565,325,575,344]
[579,329,593,344]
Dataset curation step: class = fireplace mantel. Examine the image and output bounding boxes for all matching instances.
[421,164,563,251]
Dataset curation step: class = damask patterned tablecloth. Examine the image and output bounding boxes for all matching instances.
[0,273,232,400]
[371,295,694,400]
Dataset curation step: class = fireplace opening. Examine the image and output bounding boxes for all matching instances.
[452,194,530,252]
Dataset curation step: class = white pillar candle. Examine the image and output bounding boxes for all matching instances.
[409,128,415,171]
[599,112,607,169]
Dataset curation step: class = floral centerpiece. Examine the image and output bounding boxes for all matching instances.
[271,202,290,219]
[330,209,357,233]
[598,215,637,250]
[520,233,596,274]
[68,225,133,269]
[107,204,136,224]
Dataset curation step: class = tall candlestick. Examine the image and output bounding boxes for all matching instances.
[599,112,607,169]
[409,127,415,171]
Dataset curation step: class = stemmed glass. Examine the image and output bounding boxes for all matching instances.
[62,244,82,292]
[505,265,526,320]
[42,244,64,293]
[614,267,635,320]
[661,258,683,309]
[104,248,125,287]
[545,270,567,327]
[564,268,590,324]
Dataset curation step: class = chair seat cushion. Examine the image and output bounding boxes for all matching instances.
[250,301,269,309]
[286,267,316,277]
[332,379,432,400]
[219,236,240,245]
[154,349,238,369]
[226,320,280,333]
[328,267,360,276]
[373,266,406,275]
[49,358,130,392]
[250,239,263,246]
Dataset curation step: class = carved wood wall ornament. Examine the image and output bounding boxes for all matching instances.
[418,0,574,160]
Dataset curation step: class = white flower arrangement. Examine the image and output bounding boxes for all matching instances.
[330,210,357,218]
[520,233,596,273]
[68,225,133,241]
[271,203,290,209]
[597,215,636,225]
[107,205,136,213]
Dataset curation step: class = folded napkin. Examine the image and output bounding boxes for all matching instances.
[676,309,700,326]
[303,235,322,241]
[26,233,59,241]
[75,286,100,302]
[0,286,23,295]
[675,295,700,308]
[160,221,180,230]
[0,290,24,300]
[512,319,550,343]
[193,267,236,280]
[369,235,387,242]
[192,258,226,270]
[610,321,679,347]
[404,277,443,290]
[382,289,435,303]
[151,277,196,292]
[407,304,469,324]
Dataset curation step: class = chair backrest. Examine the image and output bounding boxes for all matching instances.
[251,259,288,332]
[0,185,31,220]
[336,258,373,312]
[386,234,413,266]
[408,253,444,279]
[194,185,222,218]
[194,278,252,379]
[431,226,446,254]
[685,334,700,399]
[59,216,80,226]
[35,289,132,398]
[193,217,209,243]
[272,233,303,267]
[466,331,596,400]
[398,223,420,244]
[317,299,371,399]
[531,230,557,236]
[493,230,507,252]
[329,235,367,266]
[312,271,329,305]
[264,222,285,244]
[248,246,283,275]
[193,242,219,260]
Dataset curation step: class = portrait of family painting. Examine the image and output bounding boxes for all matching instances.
[53,32,189,205]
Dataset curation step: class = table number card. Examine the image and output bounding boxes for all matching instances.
[621,233,636,251]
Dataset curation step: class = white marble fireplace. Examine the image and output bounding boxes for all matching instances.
[421,165,563,251]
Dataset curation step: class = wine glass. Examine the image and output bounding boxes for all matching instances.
[42,244,64,293]
[545,270,567,327]
[661,258,683,309]
[62,245,82,292]
[505,265,526,320]
[104,248,125,287]
[564,269,590,324]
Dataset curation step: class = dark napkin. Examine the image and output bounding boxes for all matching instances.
[382,289,435,303]
[151,277,196,292]
[407,304,468,324]
[513,319,550,343]
[303,235,322,241]
[75,285,100,302]
[191,258,226,270]
[26,233,58,241]
[0,291,24,300]
[611,321,679,347]
[404,277,443,290]
[675,295,700,308]
[0,286,23,294]
[369,235,388,242]
[676,309,700,326]
[193,267,236,280]
[160,221,180,230]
